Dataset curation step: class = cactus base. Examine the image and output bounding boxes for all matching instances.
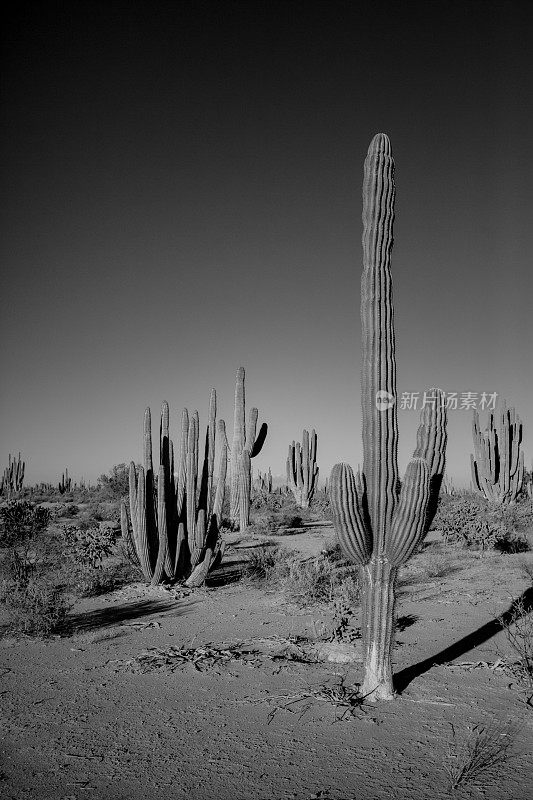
[360,558,397,702]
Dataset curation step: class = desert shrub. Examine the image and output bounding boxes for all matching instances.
[59,524,124,597]
[421,550,452,578]
[280,551,359,608]
[244,543,284,583]
[7,547,37,588]
[61,524,116,569]
[444,722,516,791]
[435,496,530,552]
[52,503,80,519]
[500,597,533,690]
[0,578,70,636]
[0,501,51,547]
[97,463,131,501]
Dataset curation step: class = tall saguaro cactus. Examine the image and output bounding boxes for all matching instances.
[229,367,267,529]
[471,403,524,504]
[125,391,227,587]
[287,429,319,508]
[330,134,447,701]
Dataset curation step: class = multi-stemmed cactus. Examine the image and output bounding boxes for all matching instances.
[0,453,25,500]
[58,468,72,494]
[254,468,273,494]
[330,133,447,701]
[471,403,524,505]
[123,390,227,587]
[286,429,319,508]
[228,367,267,529]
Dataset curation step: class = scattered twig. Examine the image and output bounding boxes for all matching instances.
[238,675,371,724]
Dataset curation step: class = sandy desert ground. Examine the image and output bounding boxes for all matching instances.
[1,516,532,800]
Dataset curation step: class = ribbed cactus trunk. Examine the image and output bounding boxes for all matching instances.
[229,367,267,529]
[471,403,524,504]
[330,134,447,701]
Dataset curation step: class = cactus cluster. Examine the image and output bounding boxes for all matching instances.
[123,391,227,587]
[0,453,25,500]
[329,134,447,701]
[254,468,273,494]
[229,367,267,529]
[471,404,524,505]
[58,468,72,494]
[286,429,319,508]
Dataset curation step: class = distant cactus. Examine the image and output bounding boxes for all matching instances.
[254,468,273,494]
[58,468,72,494]
[330,134,447,701]
[442,475,456,496]
[471,403,524,505]
[0,453,25,500]
[286,429,319,508]
[228,367,267,529]
[124,391,227,587]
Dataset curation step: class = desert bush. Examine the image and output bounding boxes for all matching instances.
[444,722,515,791]
[0,578,70,636]
[423,550,452,578]
[279,549,359,608]
[97,463,131,501]
[500,597,533,690]
[244,543,284,583]
[61,524,116,569]
[51,503,80,519]
[435,496,530,553]
[59,523,125,597]
[8,547,37,588]
[0,501,51,547]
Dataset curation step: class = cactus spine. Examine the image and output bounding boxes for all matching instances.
[330,134,447,701]
[471,403,524,504]
[229,367,267,529]
[286,429,319,508]
[1,453,25,499]
[125,392,227,586]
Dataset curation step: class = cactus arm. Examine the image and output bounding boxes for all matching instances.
[249,420,268,457]
[151,465,168,585]
[330,463,372,564]
[411,388,447,533]
[206,389,217,511]
[133,465,153,581]
[186,415,197,553]
[360,133,399,552]
[386,459,430,566]
[176,409,189,519]
[120,499,141,568]
[213,420,227,521]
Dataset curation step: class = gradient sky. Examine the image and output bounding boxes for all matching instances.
[1,0,532,487]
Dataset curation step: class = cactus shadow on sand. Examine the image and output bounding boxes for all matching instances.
[394,586,533,693]
[62,598,192,635]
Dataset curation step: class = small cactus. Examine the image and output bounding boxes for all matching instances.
[286,429,319,508]
[124,392,227,586]
[471,403,524,505]
[228,367,267,529]
[330,134,447,701]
